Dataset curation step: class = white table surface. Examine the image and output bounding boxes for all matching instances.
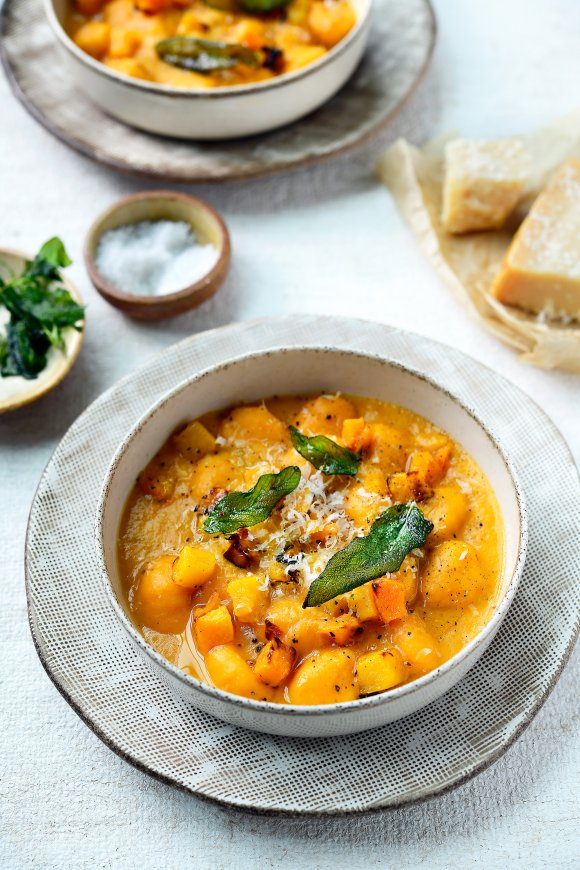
[1,0,578,867]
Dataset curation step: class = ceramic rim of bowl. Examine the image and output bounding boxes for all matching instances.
[44,0,372,99]
[0,246,84,414]
[84,191,231,312]
[95,346,529,720]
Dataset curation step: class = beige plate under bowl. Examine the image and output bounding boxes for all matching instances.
[85,191,230,320]
[0,0,436,181]
[25,316,579,814]
[0,248,83,414]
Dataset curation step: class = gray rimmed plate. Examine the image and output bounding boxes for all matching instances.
[1,0,436,181]
[25,316,579,815]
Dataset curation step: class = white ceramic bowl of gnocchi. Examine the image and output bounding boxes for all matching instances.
[44,0,373,139]
[96,347,527,737]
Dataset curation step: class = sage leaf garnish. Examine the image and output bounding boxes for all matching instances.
[0,238,84,380]
[303,502,433,608]
[289,426,360,476]
[204,466,301,535]
[156,37,262,73]
[240,0,290,11]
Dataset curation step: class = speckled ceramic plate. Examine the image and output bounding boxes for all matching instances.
[1,0,436,181]
[25,316,579,815]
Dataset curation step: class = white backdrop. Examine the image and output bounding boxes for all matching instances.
[0,0,578,867]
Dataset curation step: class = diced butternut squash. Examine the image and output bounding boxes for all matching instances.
[344,582,380,622]
[230,19,265,49]
[393,555,420,605]
[408,446,452,486]
[342,418,373,452]
[284,44,327,72]
[108,27,142,59]
[172,545,216,590]
[390,614,441,675]
[424,484,468,543]
[286,0,309,25]
[287,649,358,705]
[221,406,287,443]
[73,21,110,59]
[422,540,489,607]
[295,395,358,437]
[132,555,192,634]
[254,637,296,687]
[176,10,205,36]
[388,471,432,503]
[205,645,275,701]
[356,648,405,695]
[319,614,361,645]
[372,578,407,623]
[429,445,453,482]
[227,576,269,622]
[195,605,234,654]
[173,420,216,461]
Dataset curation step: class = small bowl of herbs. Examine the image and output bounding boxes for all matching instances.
[0,238,85,413]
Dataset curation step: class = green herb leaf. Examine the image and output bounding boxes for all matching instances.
[1,282,84,331]
[0,238,84,380]
[239,0,290,11]
[289,425,360,476]
[204,466,301,535]
[303,502,433,608]
[202,0,240,10]
[156,37,262,72]
[1,319,49,379]
[24,237,72,280]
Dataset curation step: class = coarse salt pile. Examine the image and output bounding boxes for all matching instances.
[95,220,219,297]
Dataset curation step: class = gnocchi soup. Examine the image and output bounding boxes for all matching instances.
[118,393,504,705]
[67,0,357,88]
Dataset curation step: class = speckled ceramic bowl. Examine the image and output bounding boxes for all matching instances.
[45,0,373,140]
[96,347,527,737]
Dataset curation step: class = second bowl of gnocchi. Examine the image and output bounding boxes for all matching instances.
[45,0,373,138]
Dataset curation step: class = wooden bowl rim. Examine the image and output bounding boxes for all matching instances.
[84,191,231,313]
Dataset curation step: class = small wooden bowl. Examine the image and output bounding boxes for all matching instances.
[84,192,231,321]
[0,247,84,414]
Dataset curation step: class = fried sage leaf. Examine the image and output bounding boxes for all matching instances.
[289,425,360,476]
[303,502,433,608]
[0,237,84,379]
[25,237,72,281]
[204,466,301,535]
[156,37,262,72]
[240,0,291,11]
